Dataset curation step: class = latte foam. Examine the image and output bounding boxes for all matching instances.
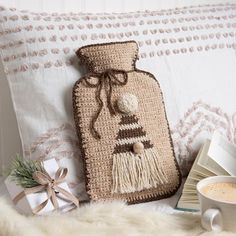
[201,182,236,203]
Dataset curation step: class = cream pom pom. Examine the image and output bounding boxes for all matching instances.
[133,142,144,154]
[117,93,138,114]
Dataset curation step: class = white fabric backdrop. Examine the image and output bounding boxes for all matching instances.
[0,0,236,12]
[0,0,236,174]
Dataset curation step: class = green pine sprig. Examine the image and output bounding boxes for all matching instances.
[9,155,45,188]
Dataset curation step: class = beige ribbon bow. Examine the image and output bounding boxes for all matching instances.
[82,69,128,140]
[13,167,79,214]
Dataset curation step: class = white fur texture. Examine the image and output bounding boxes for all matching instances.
[0,197,234,236]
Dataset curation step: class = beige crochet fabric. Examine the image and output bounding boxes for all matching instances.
[73,41,181,203]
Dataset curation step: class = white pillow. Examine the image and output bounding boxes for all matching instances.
[2,0,234,176]
[0,66,23,174]
[0,4,236,200]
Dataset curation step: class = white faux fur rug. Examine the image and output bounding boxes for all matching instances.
[0,198,234,236]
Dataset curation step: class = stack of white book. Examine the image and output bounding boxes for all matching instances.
[176,132,236,211]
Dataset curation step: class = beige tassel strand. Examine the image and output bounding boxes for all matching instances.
[112,148,168,194]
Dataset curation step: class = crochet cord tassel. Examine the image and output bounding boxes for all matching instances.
[112,149,168,194]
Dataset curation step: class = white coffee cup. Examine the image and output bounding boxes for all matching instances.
[197,176,236,232]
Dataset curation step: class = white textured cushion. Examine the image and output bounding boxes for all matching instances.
[0,3,236,199]
[0,0,236,13]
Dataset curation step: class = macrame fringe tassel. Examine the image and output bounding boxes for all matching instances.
[112,149,168,194]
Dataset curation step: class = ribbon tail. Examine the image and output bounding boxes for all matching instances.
[54,186,79,207]
[106,75,116,115]
[90,107,102,139]
[12,185,51,214]
[48,186,59,210]
[90,81,103,139]
[55,168,68,184]
[106,96,115,115]
[12,191,26,205]
[13,188,50,215]
[26,185,51,214]
[32,198,50,215]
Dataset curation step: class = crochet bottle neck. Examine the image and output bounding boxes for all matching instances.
[77,41,138,73]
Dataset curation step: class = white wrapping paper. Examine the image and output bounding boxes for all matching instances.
[5,159,76,215]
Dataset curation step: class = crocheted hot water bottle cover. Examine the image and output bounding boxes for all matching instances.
[73,41,181,204]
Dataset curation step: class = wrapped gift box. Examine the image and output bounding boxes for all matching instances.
[5,158,78,215]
